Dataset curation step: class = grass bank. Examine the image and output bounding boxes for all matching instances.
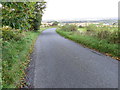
[2,27,47,88]
[56,29,119,60]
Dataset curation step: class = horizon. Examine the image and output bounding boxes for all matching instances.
[42,17,118,22]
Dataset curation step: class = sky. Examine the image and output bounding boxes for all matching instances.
[42,0,119,21]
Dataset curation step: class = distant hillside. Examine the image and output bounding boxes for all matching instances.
[60,19,118,24]
[44,18,118,24]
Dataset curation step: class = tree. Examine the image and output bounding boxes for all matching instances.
[33,1,46,31]
[1,1,46,31]
[52,21,59,26]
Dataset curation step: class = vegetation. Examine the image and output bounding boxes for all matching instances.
[52,21,59,26]
[0,1,119,89]
[85,24,119,44]
[1,26,48,88]
[2,2,46,31]
[1,26,22,41]
[32,2,46,30]
[1,1,46,88]
[57,24,119,60]
[60,24,77,31]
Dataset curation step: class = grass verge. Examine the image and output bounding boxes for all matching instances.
[2,28,47,88]
[56,29,119,60]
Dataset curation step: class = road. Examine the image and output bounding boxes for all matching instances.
[31,28,118,88]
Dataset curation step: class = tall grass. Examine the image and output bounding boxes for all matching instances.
[2,31,40,88]
[1,27,48,88]
[60,24,78,31]
[85,24,119,44]
[57,24,119,60]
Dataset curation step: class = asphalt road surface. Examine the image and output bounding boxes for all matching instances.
[32,28,118,88]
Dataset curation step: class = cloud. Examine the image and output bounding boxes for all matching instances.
[43,0,119,21]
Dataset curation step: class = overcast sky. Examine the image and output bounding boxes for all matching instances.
[42,0,119,21]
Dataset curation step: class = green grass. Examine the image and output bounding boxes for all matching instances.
[56,29,119,59]
[2,27,47,88]
[41,26,59,29]
[78,28,86,31]
[0,71,1,89]
[0,31,2,89]
[78,26,118,32]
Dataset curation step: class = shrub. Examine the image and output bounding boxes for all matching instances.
[1,26,23,41]
[108,31,119,43]
[85,25,119,44]
[97,30,111,39]
[61,24,77,31]
[93,27,119,43]
[79,25,84,28]
[86,24,97,32]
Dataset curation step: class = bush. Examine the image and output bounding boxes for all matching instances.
[86,24,97,32]
[97,30,111,39]
[61,24,77,31]
[108,30,119,43]
[79,25,84,28]
[0,26,23,41]
[92,27,119,44]
[85,25,119,44]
